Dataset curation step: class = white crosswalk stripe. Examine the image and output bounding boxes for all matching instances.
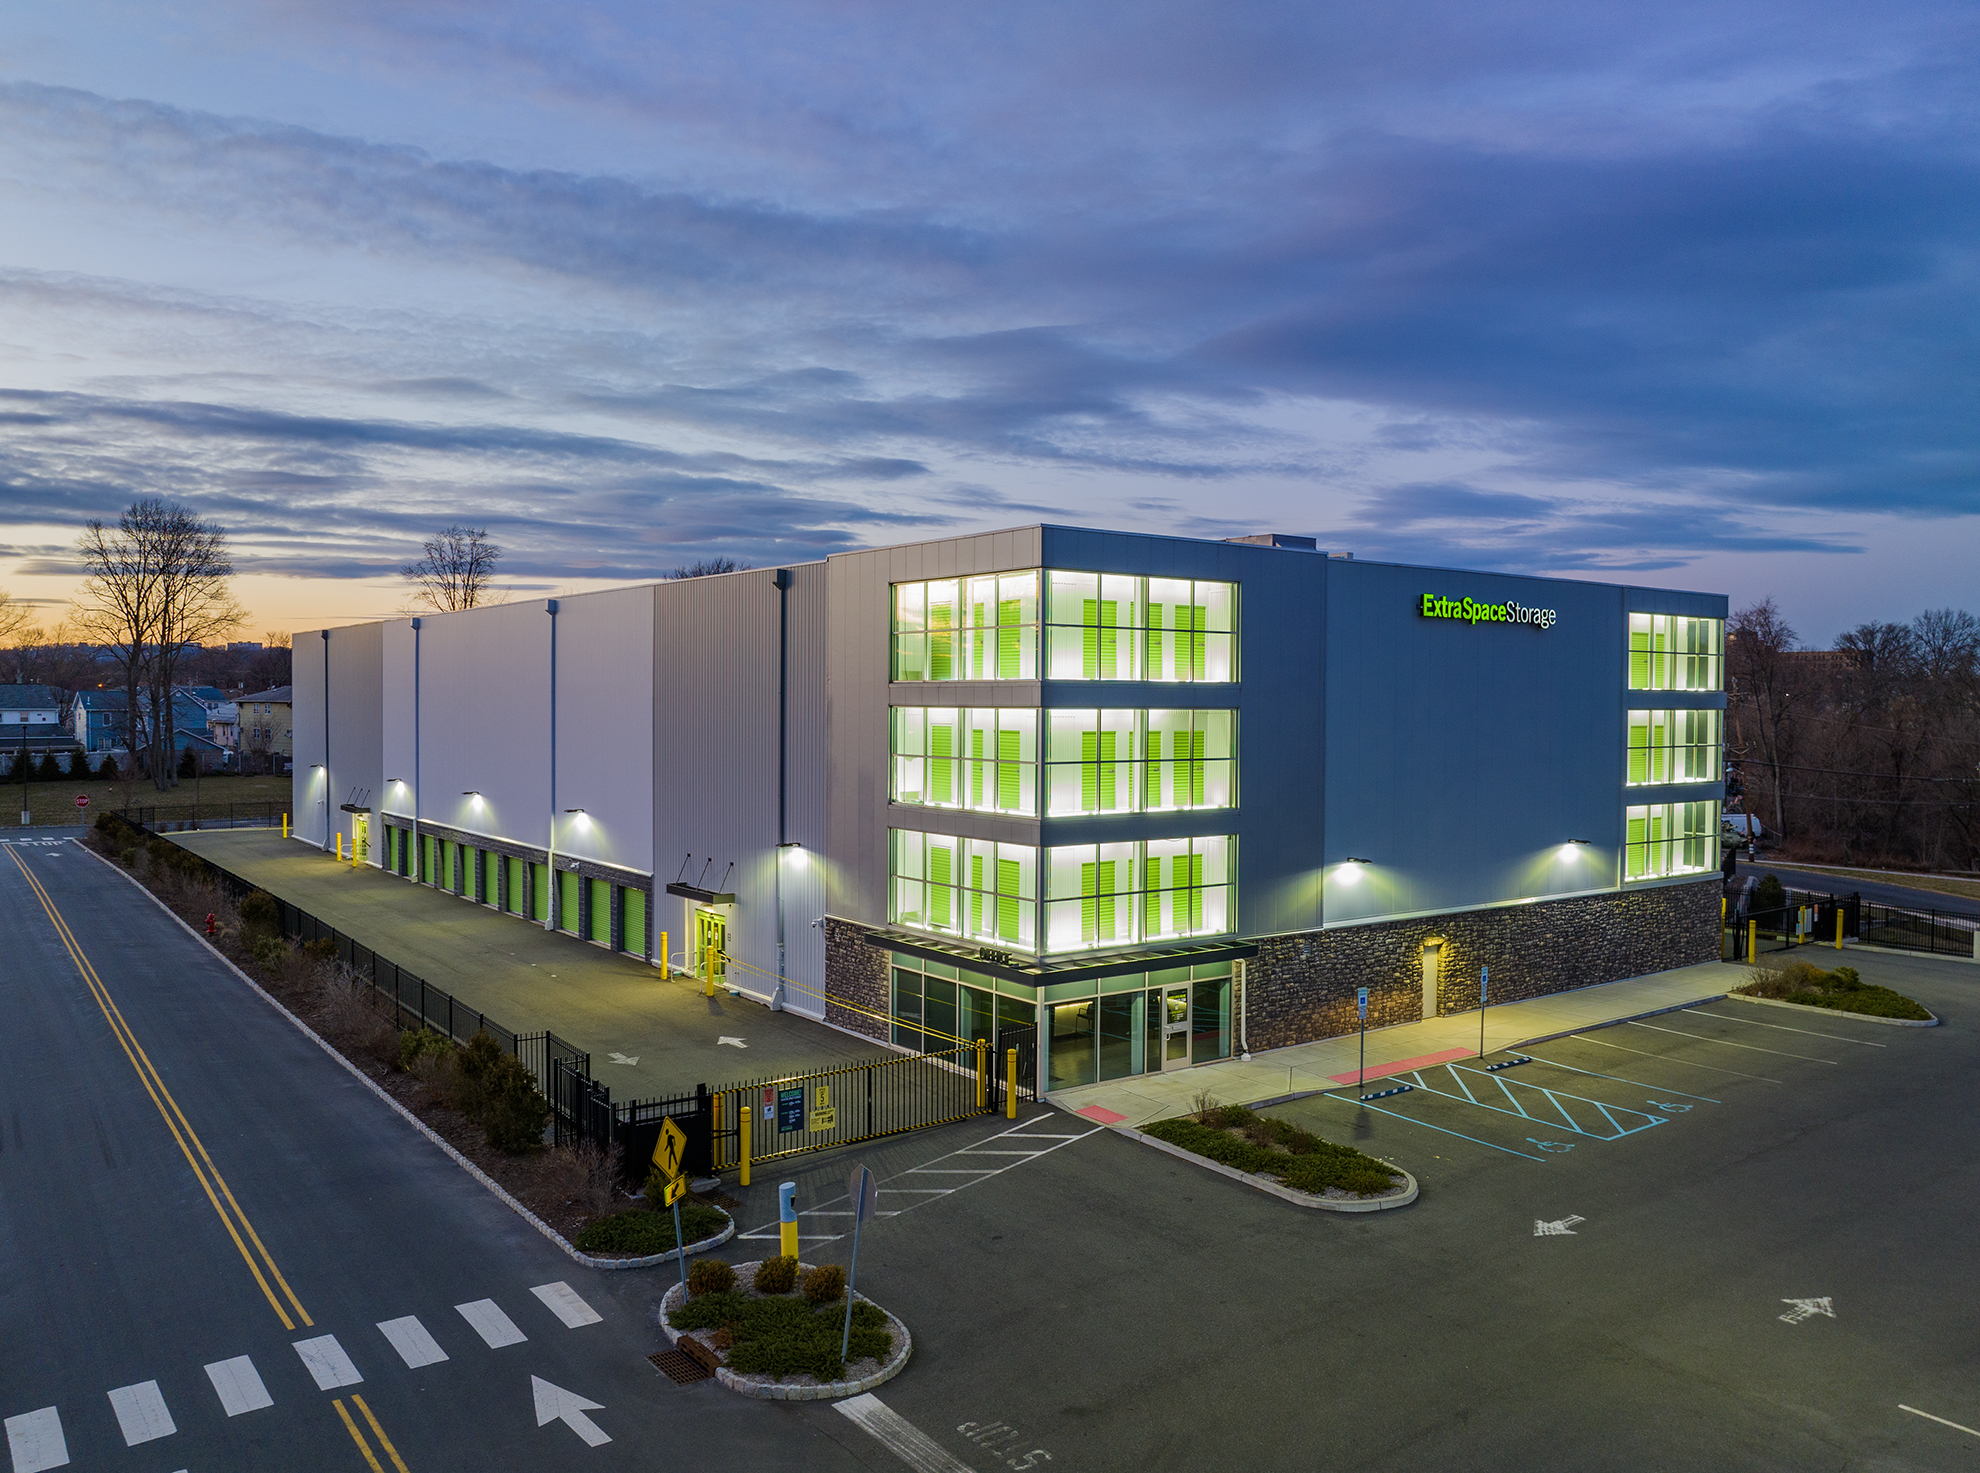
[4,1406,69,1473]
[455,1298,527,1348]
[204,1356,273,1417]
[530,1282,603,1329]
[293,1334,363,1390]
[106,1381,176,1446]
[377,1315,449,1369]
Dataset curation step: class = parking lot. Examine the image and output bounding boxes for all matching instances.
[718,944,1980,1471]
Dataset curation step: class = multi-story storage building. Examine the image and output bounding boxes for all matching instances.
[294,526,1726,1093]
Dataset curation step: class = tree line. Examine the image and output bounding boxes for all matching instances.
[1729,598,1980,871]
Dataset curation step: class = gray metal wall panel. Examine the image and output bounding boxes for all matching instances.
[293,622,384,856]
[554,585,656,876]
[1322,564,1627,924]
[413,600,554,855]
[380,620,415,826]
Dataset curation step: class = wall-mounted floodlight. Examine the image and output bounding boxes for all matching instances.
[388,778,405,785]
[1344,856,1373,864]
[779,841,807,867]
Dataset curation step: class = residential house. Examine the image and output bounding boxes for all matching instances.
[181,686,240,749]
[72,689,132,752]
[0,684,72,750]
[238,685,293,772]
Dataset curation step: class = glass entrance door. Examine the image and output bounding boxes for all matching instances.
[695,909,727,982]
[1159,986,1191,1069]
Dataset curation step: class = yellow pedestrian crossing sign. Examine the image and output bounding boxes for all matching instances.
[653,1117,687,1181]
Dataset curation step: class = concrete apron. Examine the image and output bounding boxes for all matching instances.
[1047,959,1754,1128]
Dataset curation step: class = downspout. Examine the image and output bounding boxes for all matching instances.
[320,629,331,849]
[772,568,791,1011]
[543,599,559,931]
[411,617,421,883]
[1238,958,1250,1060]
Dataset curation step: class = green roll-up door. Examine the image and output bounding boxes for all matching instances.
[481,850,498,905]
[441,842,454,892]
[507,856,525,913]
[531,863,550,920]
[623,888,646,956]
[559,871,579,932]
[588,878,610,942]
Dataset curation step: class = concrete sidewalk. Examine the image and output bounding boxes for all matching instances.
[165,828,888,1098]
[1049,959,1752,1127]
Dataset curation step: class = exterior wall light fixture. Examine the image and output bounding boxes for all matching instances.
[1344,856,1373,864]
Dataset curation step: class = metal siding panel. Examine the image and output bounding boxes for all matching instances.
[419,600,554,855]
[554,585,656,875]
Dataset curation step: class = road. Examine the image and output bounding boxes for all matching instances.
[0,835,870,1472]
[1736,859,1980,914]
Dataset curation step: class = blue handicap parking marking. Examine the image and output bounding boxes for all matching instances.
[1386,1060,1670,1141]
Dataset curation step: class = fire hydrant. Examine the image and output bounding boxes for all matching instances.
[205,912,218,937]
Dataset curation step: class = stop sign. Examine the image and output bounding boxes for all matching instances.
[75,794,90,810]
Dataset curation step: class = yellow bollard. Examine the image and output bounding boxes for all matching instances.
[779,1217,799,1262]
[1748,920,1758,964]
[739,1100,751,1188]
[1006,1047,1018,1119]
[659,930,670,979]
[335,833,343,862]
[1836,909,1844,950]
[976,1041,987,1110]
[282,813,289,839]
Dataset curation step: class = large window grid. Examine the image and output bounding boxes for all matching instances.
[891,573,1039,683]
[890,570,1238,684]
[1628,614,1723,692]
[891,707,1234,817]
[889,830,1236,955]
[1627,709,1722,786]
[1044,572,1236,682]
[1624,801,1719,880]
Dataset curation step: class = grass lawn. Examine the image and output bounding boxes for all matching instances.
[0,773,293,828]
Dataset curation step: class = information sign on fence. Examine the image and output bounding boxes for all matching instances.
[777,1086,805,1134]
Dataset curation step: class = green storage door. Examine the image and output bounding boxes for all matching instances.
[421,834,434,883]
[587,879,611,943]
[530,863,550,920]
[480,850,498,904]
[558,871,580,932]
[506,855,525,913]
[622,888,646,956]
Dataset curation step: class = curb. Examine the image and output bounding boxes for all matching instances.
[1721,991,1939,1028]
[1110,1125,1418,1213]
[659,1264,913,1400]
[74,839,728,1272]
[1840,942,1978,965]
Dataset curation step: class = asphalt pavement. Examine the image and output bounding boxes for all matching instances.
[1736,859,1980,914]
[0,835,872,1472]
[164,827,886,1099]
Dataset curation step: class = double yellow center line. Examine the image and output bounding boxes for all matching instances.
[6,845,409,1473]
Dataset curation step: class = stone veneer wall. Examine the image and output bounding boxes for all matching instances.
[1244,878,1723,1052]
[823,917,890,1043]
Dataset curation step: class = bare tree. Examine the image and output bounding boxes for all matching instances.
[402,526,503,611]
[72,500,246,791]
[665,557,750,579]
[1728,598,1800,840]
[0,587,34,648]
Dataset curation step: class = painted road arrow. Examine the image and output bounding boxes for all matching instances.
[606,1052,639,1065]
[718,1036,747,1048]
[1779,1297,1834,1324]
[532,1375,611,1446]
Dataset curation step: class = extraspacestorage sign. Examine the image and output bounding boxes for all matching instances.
[1420,593,1558,629]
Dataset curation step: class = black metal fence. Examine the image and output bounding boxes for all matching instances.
[1723,885,1856,959]
[118,802,284,832]
[1860,901,1980,959]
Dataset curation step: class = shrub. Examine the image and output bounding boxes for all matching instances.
[754,1255,798,1294]
[397,1028,453,1072]
[480,1052,552,1153]
[178,748,198,779]
[801,1263,846,1304]
[119,848,139,867]
[95,752,120,779]
[238,890,280,937]
[1144,1112,1402,1198]
[301,937,337,963]
[688,1259,738,1297]
[574,1202,729,1255]
[1190,1088,1221,1123]
[668,1288,892,1380]
[1753,873,1787,916]
[250,934,289,969]
[36,751,63,783]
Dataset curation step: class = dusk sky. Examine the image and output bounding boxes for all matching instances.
[1,1,1974,642]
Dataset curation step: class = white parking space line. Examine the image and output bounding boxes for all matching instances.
[741,1115,1103,1244]
[106,1381,176,1446]
[531,1282,603,1329]
[204,1356,274,1417]
[1516,1053,1722,1104]
[1688,1009,1888,1046]
[835,1393,973,1473]
[455,1298,528,1348]
[1577,1033,1785,1085]
[1629,1020,1839,1064]
[377,1316,449,1369]
[4,1406,69,1472]
[1901,1404,1980,1439]
[293,1334,363,1390]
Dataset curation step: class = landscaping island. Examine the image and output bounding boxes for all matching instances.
[1736,960,1936,1022]
[661,1257,911,1401]
[1137,1100,1416,1210]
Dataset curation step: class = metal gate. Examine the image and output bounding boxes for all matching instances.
[711,1044,992,1171]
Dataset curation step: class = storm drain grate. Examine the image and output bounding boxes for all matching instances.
[649,1350,713,1385]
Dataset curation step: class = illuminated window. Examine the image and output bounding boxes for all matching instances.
[1627,709,1722,785]
[1043,572,1237,682]
[890,707,1037,815]
[1624,801,1719,880]
[1628,614,1723,691]
[889,830,1036,950]
[891,573,1039,682]
[1043,835,1233,953]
